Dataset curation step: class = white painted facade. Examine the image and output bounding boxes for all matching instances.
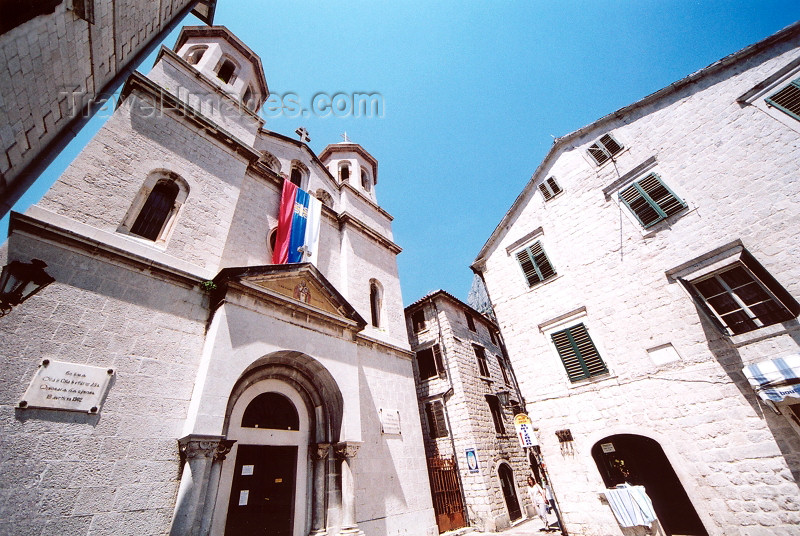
[473,23,800,536]
[0,26,436,536]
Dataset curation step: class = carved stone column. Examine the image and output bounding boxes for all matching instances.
[170,434,235,536]
[309,443,330,536]
[334,442,363,535]
[199,439,236,536]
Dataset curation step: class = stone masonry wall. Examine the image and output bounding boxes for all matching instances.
[479,33,800,536]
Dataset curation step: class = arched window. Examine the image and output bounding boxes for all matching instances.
[361,168,371,192]
[289,161,308,189]
[241,392,299,430]
[339,162,350,183]
[290,167,302,187]
[216,58,236,84]
[370,280,383,328]
[185,45,207,65]
[243,85,255,110]
[315,189,333,208]
[267,227,278,256]
[130,180,179,241]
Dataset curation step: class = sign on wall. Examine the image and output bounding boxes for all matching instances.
[18,359,114,414]
[380,408,402,435]
[514,413,538,448]
[465,447,480,473]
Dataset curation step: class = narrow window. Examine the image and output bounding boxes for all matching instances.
[425,401,448,438]
[290,167,302,187]
[340,163,350,183]
[515,241,556,287]
[489,329,497,345]
[497,355,510,384]
[619,173,686,228]
[242,85,255,110]
[130,180,179,241]
[588,133,624,165]
[466,313,476,332]
[485,395,506,434]
[688,251,799,336]
[538,176,562,201]
[370,281,382,327]
[766,77,800,121]
[551,323,608,382]
[186,46,207,65]
[416,345,445,380]
[216,59,236,84]
[411,309,426,332]
[473,344,490,377]
[361,168,371,192]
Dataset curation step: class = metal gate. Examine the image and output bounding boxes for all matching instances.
[427,456,466,533]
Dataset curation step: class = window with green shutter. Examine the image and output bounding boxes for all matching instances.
[619,173,687,228]
[588,133,624,165]
[515,241,556,287]
[551,323,608,382]
[539,177,563,201]
[766,78,800,121]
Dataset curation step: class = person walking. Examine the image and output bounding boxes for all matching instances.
[527,476,551,531]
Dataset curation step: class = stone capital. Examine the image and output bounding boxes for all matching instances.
[178,434,235,460]
[334,441,361,460]
[310,443,330,461]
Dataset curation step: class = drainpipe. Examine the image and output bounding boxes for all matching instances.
[430,297,470,528]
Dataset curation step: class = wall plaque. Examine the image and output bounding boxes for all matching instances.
[19,359,114,414]
[379,408,401,435]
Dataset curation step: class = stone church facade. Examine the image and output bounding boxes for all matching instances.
[0,25,436,536]
[472,22,800,536]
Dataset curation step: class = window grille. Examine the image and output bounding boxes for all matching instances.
[515,241,556,287]
[538,176,563,201]
[551,323,607,382]
[766,77,800,121]
[619,173,686,228]
[588,134,624,165]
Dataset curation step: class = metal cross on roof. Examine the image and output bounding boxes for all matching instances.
[295,127,310,143]
[340,132,351,143]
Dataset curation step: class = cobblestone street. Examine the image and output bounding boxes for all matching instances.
[445,517,561,536]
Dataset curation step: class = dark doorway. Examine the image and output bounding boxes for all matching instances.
[498,463,522,521]
[591,434,707,536]
[225,445,297,536]
[427,456,466,533]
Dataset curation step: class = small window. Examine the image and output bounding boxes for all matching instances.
[361,168,371,192]
[242,85,255,110]
[290,167,303,187]
[216,59,236,84]
[315,189,333,207]
[370,280,382,327]
[267,228,278,255]
[130,180,179,241]
[425,400,448,438]
[489,329,498,345]
[551,323,608,382]
[416,345,445,380]
[466,313,476,332]
[241,392,299,430]
[588,133,624,165]
[516,241,556,287]
[539,177,562,201]
[185,45,207,65]
[473,344,490,377]
[339,163,350,183]
[497,355,510,385]
[411,310,426,332]
[619,173,686,228]
[687,251,799,336]
[485,395,506,434]
[766,77,800,121]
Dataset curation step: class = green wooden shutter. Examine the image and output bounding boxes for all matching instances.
[551,323,607,382]
[515,241,556,287]
[766,78,800,121]
[619,173,686,228]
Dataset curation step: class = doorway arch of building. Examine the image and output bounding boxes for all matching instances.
[210,351,344,536]
[497,461,523,524]
[590,434,708,536]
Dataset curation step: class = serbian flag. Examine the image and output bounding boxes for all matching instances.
[272,180,322,265]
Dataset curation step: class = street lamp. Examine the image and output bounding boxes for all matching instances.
[495,389,511,407]
[0,259,55,316]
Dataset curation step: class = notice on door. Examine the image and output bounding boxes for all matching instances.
[241,465,254,476]
[19,359,114,414]
[238,490,249,506]
[601,442,616,453]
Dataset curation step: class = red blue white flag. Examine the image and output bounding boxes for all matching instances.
[272,179,322,266]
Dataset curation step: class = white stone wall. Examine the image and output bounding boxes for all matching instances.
[478,32,800,536]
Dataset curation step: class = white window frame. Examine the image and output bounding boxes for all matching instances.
[587,132,626,166]
[538,176,563,201]
[507,228,560,290]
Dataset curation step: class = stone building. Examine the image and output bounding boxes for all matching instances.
[0,0,215,214]
[405,290,534,533]
[0,24,437,536]
[471,22,800,536]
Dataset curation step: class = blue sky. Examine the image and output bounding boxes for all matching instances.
[5,1,800,305]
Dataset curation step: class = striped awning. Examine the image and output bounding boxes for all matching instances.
[743,355,800,403]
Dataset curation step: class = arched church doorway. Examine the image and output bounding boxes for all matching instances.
[218,381,309,536]
[591,434,708,536]
[498,463,522,522]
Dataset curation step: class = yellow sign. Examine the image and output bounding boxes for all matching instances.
[514,413,532,426]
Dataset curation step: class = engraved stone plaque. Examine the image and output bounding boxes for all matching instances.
[379,408,401,435]
[19,359,114,414]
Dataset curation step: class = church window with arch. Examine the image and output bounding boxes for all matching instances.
[121,171,189,244]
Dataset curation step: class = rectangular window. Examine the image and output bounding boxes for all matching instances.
[588,133,624,165]
[497,355,510,384]
[688,251,799,335]
[766,77,800,121]
[516,241,556,287]
[425,400,448,438]
[466,313,476,332]
[416,345,446,381]
[485,395,506,434]
[473,345,490,377]
[489,329,497,345]
[619,173,686,228]
[538,177,563,201]
[411,309,426,332]
[551,323,608,382]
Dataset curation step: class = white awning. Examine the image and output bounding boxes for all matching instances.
[743,355,800,403]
